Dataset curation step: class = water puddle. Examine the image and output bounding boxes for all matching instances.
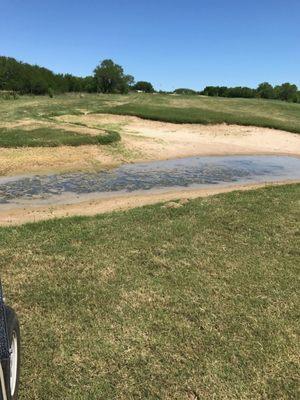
[0,155,299,208]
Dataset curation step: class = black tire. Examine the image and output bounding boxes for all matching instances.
[2,306,20,400]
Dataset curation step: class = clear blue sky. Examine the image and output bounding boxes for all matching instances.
[1,0,299,91]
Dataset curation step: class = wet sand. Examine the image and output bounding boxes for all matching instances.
[0,180,297,226]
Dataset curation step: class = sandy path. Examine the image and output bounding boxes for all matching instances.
[0,181,297,226]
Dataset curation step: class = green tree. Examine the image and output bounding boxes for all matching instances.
[0,56,94,95]
[93,59,134,94]
[174,88,196,95]
[202,86,229,97]
[82,76,97,93]
[257,82,274,99]
[202,86,220,96]
[133,81,154,93]
[274,83,298,102]
[227,87,256,98]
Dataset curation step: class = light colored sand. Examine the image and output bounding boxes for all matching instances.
[58,114,300,160]
[122,116,300,159]
[1,114,300,176]
[0,181,297,226]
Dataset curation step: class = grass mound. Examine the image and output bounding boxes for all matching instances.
[96,130,120,144]
[1,184,299,399]
[104,101,300,133]
[0,127,120,147]
[1,93,300,136]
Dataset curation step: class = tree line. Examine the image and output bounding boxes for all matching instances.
[0,56,154,96]
[173,83,300,102]
[201,83,300,103]
[0,56,88,94]
[0,56,299,103]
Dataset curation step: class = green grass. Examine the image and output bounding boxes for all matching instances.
[0,93,128,123]
[0,127,120,147]
[1,185,299,399]
[104,101,300,133]
[101,93,300,133]
[1,92,300,139]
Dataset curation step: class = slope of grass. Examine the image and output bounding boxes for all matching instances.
[0,93,129,123]
[104,96,300,133]
[1,93,300,135]
[1,184,299,399]
[0,127,120,147]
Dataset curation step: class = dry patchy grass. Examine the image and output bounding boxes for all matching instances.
[0,184,299,399]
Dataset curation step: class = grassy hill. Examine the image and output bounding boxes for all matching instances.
[105,93,300,133]
[0,93,300,148]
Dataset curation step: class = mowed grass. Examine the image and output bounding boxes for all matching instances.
[1,185,299,399]
[0,127,120,147]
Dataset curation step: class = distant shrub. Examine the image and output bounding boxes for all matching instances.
[174,88,197,95]
[274,83,298,102]
[97,131,121,145]
[48,87,54,98]
[256,82,275,99]
[227,87,257,98]
[202,83,300,103]
[202,86,229,97]
[132,81,155,93]
[0,90,19,100]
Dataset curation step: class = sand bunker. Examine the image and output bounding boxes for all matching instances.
[1,114,300,177]
[59,113,300,160]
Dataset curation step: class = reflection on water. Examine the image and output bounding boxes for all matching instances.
[0,155,299,205]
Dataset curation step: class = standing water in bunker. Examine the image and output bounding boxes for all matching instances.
[0,155,300,206]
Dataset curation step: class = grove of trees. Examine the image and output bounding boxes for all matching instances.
[0,56,91,94]
[1,55,299,103]
[174,88,197,95]
[132,81,154,93]
[202,82,300,102]
[0,57,136,95]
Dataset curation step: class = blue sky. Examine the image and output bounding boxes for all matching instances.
[1,0,299,91]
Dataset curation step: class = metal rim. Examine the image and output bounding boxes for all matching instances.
[10,331,18,396]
